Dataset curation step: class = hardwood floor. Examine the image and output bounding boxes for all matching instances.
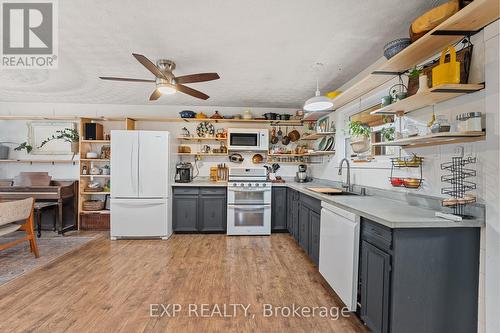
[0,233,368,333]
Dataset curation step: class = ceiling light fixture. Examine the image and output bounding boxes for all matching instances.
[303,62,333,112]
[157,83,176,95]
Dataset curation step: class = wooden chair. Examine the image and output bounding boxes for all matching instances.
[0,198,39,258]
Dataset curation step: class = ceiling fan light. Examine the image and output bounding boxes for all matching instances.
[157,84,176,95]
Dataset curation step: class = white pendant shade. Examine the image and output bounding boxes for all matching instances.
[303,89,333,112]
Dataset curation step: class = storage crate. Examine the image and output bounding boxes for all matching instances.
[80,213,110,230]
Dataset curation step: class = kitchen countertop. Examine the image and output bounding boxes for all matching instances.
[172,178,484,228]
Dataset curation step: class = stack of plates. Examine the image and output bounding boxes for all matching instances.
[316,136,335,151]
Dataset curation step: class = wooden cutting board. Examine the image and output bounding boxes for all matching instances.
[307,187,343,194]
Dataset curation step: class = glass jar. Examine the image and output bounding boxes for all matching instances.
[466,112,482,132]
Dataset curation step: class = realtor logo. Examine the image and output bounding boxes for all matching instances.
[1,0,58,68]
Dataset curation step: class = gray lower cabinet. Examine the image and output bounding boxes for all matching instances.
[360,239,391,333]
[287,189,300,241]
[296,193,321,265]
[172,188,199,232]
[359,218,480,333]
[173,187,226,233]
[308,210,320,266]
[271,187,288,232]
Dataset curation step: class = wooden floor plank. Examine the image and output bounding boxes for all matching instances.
[0,234,368,333]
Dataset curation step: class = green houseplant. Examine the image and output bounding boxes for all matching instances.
[347,121,371,153]
[14,142,33,154]
[39,128,79,154]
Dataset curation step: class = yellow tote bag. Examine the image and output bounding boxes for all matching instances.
[432,45,461,87]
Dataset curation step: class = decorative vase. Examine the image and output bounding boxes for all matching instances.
[417,74,429,94]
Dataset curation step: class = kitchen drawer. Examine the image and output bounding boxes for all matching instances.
[173,187,199,195]
[361,218,392,251]
[300,193,321,213]
[200,187,226,196]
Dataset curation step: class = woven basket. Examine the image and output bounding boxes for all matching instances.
[84,186,104,192]
[82,200,105,211]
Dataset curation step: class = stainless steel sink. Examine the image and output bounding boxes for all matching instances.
[306,187,360,196]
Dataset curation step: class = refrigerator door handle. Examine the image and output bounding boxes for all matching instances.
[130,141,135,194]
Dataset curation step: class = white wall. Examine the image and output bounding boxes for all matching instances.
[309,23,499,333]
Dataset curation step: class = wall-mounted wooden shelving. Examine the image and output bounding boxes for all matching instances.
[81,140,110,144]
[371,131,485,149]
[80,210,110,215]
[0,159,77,164]
[268,151,335,157]
[81,192,109,195]
[300,132,335,140]
[80,174,110,178]
[80,158,110,162]
[332,0,498,110]
[177,136,227,141]
[177,153,229,156]
[370,84,485,115]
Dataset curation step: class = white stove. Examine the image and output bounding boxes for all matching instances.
[227,167,271,235]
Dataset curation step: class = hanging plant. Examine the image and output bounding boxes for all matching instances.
[39,128,79,153]
[347,121,371,138]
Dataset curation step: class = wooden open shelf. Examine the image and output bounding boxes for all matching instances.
[166,118,303,125]
[332,0,498,110]
[0,159,77,164]
[80,158,109,162]
[300,132,335,140]
[80,174,110,178]
[177,136,227,141]
[370,84,485,115]
[371,131,485,148]
[81,192,110,195]
[177,153,229,156]
[81,140,110,144]
[268,151,335,157]
[80,210,110,215]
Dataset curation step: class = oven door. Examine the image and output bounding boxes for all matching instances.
[227,187,271,205]
[227,204,271,235]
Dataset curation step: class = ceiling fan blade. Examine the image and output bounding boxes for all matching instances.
[176,84,209,100]
[99,77,155,83]
[175,73,220,84]
[149,89,162,101]
[132,53,166,79]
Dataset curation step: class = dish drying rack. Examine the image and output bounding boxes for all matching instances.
[389,154,424,189]
[441,155,477,218]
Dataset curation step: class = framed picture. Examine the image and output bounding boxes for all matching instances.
[28,121,77,155]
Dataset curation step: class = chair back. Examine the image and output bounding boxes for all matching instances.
[0,198,34,226]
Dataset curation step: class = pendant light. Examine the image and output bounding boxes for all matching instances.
[303,63,333,112]
[303,79,333,111]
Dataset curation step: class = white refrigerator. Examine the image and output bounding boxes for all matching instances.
[110,130,171,239]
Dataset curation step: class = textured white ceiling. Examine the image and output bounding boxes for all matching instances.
[0,0,445,108]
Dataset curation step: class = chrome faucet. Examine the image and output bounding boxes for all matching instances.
[338,158,351,192]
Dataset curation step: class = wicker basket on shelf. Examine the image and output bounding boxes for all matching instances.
[84,186,104,192]
[82,200,105,211]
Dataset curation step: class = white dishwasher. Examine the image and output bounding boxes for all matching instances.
[319,201,360,311]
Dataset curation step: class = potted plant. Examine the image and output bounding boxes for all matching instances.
[347,121,371,153]
[39,128,79,154]
[14,142,33,154]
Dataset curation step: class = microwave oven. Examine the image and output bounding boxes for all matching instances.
[227,128,269,151]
